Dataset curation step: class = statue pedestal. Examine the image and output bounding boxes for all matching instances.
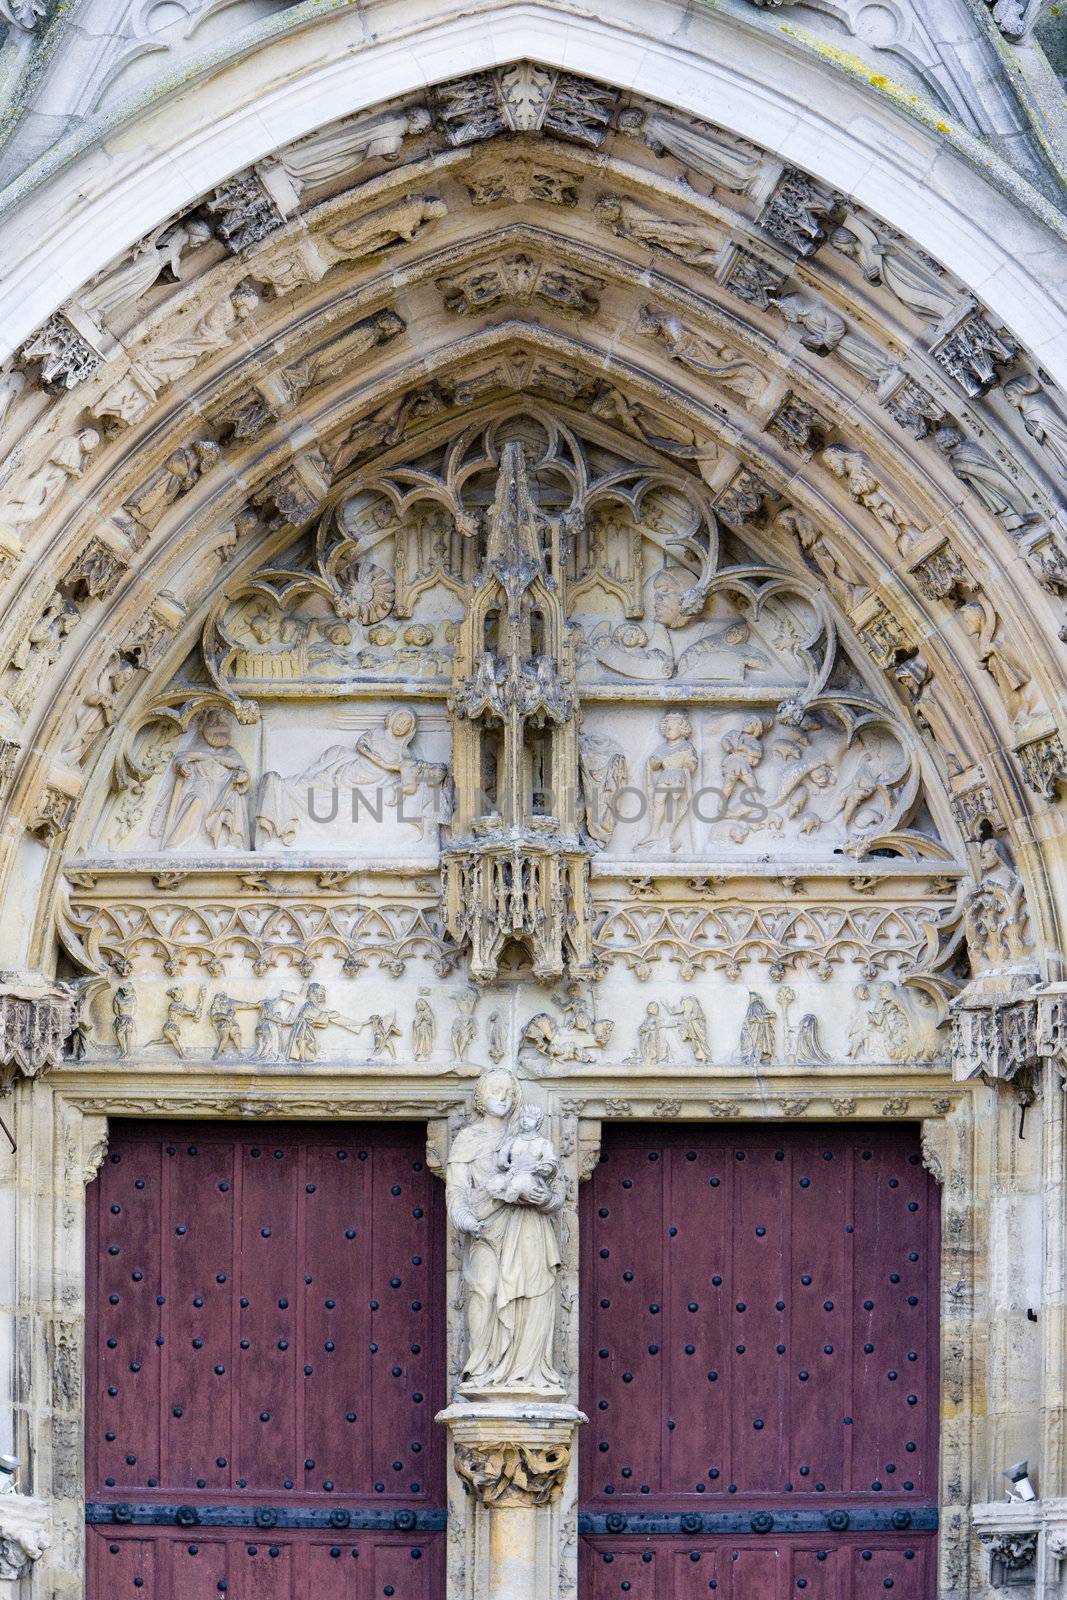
[437,1399,586,1600]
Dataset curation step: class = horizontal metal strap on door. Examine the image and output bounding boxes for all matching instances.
[86,1503,447,1532]
[578,1508,939,1537]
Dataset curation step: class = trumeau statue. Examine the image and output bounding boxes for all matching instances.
[446,1071,564,1399]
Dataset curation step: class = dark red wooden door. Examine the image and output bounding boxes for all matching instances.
[579,1123,939,1599]
[86,1120,445,1600]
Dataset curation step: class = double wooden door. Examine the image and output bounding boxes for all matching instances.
[85,1121,445,1600]
[579,1123,940,1599]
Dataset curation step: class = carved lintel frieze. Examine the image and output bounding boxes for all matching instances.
[0,973,77,1092]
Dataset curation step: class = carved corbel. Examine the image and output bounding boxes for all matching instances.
[951,994,1040,1088]
[0,974,77,1093]
[453,1439,571,1507]
[576,1120,601,1183]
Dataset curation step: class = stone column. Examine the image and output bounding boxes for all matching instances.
[436,1400,584,1600]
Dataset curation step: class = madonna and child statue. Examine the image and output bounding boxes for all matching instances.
[445,1069,566,1400]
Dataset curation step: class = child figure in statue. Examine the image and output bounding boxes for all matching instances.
[491,1104,559,1207]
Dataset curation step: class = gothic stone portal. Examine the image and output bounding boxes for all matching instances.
[579,1123,940,1597]
[84,1121,446,1599]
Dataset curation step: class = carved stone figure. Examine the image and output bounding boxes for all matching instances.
[137,281,259,388]
[254,993,297,1059]
[821,445,925,554]
[210,992,242,1057]
[960,837,1034,971]
[80,218,213,326]
[286,982,366,1062]
[830,218,957,320]
[617,107,761,190]
[149,707,251,851]
[775,505,869,608]
[7,428,99,526]
[670,995,710,1062]
[155,985,204,1057]
[521,997,613,1063]
[124,440,221,533]
[957,599,1044,723]
[278,106,432,190]
[112,983,135,1058]
[66,654,136,760]
[412,995,436,1060]
[7,589,79,715]
[486,1010,506,1063]
[446,1070,564,1397]
[935,425,1037,531]
[0,1480,49,1580]
[578,731,628,846]
[452,987,479,1062]
[739,991,775,1064]
[328,195,447,259]
[638,307,765,404]
[773,290,888,381]
[595,194,721,264]
[638,711,698,854]
[1005,375,1067,473]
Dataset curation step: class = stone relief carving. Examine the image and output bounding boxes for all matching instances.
[935,424,1039,532]
[821,445,926,555]
[6,427,99,527]
[439,254,603,318]
[276,105,433,193]
[446,1071,564,1398]
[595,195,721,265]
[148,706,252,852]
[617,107,762,191]
[453,1439,571,1506]
[16,312,101,389]
[758,169,838,255]
[325,195,447,260]
[638,307,766,404]
[77,217,213,329]
[1005,375,1067,474]
[830,216,958,321]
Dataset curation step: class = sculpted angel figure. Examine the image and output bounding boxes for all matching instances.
[446,1071,564,1398]
[278,105,432,191]
[1004,376,1067,474]
[617,107,761,191]
[595,194,721,265]
[830,217,957,321]
[328,195,447,260]
[639,306,765,404]
[80,217,213,326]
[148,706,251,852]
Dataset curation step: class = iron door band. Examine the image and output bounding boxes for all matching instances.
[578,1508,938,1535]
[86,1503,447,1531]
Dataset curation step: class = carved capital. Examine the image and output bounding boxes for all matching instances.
[0,1492,50,1580]
[0,974,77,1092]
[454,1439,571,1507]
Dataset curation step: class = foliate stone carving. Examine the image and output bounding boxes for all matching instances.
[433,62,618,147]
[979,1529,1038,1576]
[204,173,286,253]
[438,255,602,318]
[17,311,101,389]
[638,307,766,405]
[446,1070,564,1399]
[0,1489,50,1581]
[758,169,838,255]
[1014,727,1067,799]
[715,467,769,524]
[990,0,1057,39]
[0,974,76,1091]
[63,536,127,601]
[716,243,787,309]
[929,307,1018,398]
[878,369,946,439]
[766,394,829,456]
[463,159,581,207]
[453,1439,571,1506]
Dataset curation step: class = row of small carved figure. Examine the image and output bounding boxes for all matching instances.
[93,976,941,1065]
